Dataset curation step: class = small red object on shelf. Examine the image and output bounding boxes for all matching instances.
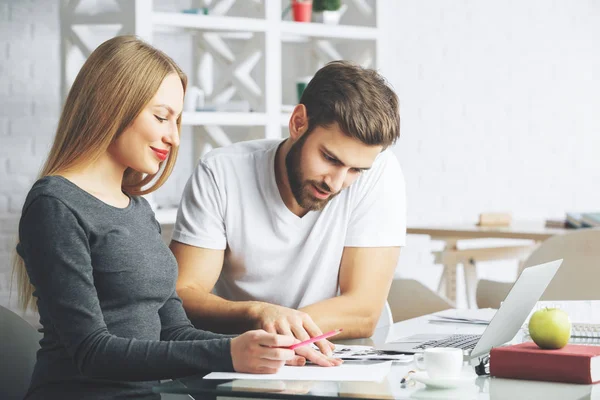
[292,0,312,23]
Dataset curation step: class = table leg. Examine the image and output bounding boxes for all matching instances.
[436,240,458,302]
[463,259,478,309]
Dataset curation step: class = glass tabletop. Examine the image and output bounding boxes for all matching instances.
[153,361,486,400]
[153,365,600,400]
[153,324,600,400]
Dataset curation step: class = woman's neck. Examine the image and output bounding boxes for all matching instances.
[60,154,130,208]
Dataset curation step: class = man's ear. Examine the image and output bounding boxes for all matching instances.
[288,104,308,141]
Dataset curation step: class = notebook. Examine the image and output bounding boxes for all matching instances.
[571,323,600,338]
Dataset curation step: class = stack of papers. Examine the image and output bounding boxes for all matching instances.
[204,361,392,382]
[428,308,496,325]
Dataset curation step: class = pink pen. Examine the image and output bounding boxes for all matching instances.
[286,329,343,350]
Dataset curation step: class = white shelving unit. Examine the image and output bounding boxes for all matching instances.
[280,20,377,39]
[181,111,268,126]
[60,0,380,225]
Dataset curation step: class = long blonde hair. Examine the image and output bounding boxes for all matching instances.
[13,35,187,312]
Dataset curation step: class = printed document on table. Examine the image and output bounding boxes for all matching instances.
[332,344,413,362]
[204,361,392,382]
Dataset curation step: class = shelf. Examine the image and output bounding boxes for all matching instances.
[280,21,378,41]
[62,3,381,226]
[280,105,294,127]
[182,111,268,126]
[153,12,266,32]
[155,207,178,225]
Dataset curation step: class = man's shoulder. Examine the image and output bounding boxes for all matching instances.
[201,139,281,167]
[340,149,403,201]
[359,149,402,184]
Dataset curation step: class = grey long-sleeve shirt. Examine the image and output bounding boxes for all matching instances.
[17,176,234,400]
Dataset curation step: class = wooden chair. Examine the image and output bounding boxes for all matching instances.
[476,228,600,309]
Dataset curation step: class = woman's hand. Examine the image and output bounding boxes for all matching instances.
[230,330,304,373]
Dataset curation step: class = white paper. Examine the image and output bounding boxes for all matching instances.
[204,361,392,382]
[429,308,497,324]
[429,317,490,325]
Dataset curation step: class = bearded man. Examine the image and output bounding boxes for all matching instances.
[170,61,406,354]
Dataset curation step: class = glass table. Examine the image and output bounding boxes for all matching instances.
[154,314,599,399]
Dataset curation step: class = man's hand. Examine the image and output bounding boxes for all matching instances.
[250,302,336,356]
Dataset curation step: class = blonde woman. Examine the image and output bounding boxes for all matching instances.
[14,36,337,400]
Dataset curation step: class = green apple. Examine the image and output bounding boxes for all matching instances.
[528,308,572,349]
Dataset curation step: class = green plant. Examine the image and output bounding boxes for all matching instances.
[312,0,342,12]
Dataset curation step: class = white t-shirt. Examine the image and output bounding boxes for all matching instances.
[172,139,406,309]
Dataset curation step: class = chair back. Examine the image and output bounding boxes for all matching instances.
[0,305,41,400]
[522,228,600,300]
[477,228,600,308]
[387,278,454,322]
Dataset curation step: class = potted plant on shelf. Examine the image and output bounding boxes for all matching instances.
[312,0,347,25]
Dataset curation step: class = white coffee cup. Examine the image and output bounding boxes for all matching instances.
[415,347,463,379]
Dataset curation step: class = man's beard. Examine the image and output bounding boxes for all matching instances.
[285,134,339,211]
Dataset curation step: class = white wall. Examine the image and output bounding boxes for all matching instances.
[1,0,600,310]
[379,0,600,298]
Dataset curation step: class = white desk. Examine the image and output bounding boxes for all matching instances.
[155,311,599,399]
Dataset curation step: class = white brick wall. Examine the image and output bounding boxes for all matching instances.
[0,0,60,310]
[2,0,600,311]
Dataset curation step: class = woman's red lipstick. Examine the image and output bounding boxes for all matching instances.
[151,147,169,161]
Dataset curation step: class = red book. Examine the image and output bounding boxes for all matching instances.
[490,342,600,384]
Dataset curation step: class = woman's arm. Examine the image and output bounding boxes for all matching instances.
[19,196,233,381]
[158,292,236,341]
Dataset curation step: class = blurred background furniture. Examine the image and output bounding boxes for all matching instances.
[0,305,41,400]
[476,228,600,309]
[387,278,455,322]
[408,222,568,308]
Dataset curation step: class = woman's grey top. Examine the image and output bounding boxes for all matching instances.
[17,176,234,400]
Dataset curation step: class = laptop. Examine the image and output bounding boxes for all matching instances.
[377,259,562,359]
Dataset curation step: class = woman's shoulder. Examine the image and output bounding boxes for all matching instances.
[18,176,78,219]
[24,176,72,206]
[22,176,154,222]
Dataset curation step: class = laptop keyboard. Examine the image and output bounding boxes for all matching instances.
[414,334,482,351]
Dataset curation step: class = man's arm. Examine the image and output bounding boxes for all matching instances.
[300,246,401,339]
[170,240,256,333]
[171,240,336,356]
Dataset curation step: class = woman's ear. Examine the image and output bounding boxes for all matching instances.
[288,104,308,141]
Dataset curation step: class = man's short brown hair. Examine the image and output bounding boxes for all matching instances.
[299,60,400,148]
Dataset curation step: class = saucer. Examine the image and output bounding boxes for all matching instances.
[409,371,476,389]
